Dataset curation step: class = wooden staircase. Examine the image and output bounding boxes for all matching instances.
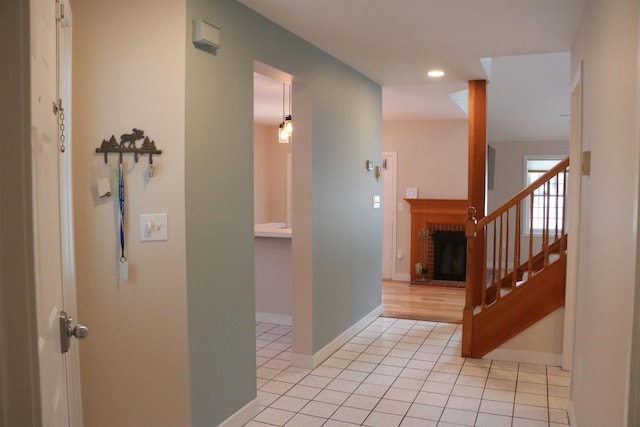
[462,157,570,358]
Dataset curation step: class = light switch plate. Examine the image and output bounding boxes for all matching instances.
[140,213,168,241]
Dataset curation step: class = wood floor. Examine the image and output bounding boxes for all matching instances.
[381,280,465,324]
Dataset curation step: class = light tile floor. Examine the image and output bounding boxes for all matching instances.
[247,317,570,427]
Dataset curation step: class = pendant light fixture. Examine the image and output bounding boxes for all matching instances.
[278,122,289,143]
[278,82,293,143]
[284,83,293,135]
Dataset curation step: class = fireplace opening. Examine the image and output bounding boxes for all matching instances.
[432,230,466,281]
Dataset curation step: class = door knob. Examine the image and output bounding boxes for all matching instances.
[60,310,89,354]
[71,323,89,340]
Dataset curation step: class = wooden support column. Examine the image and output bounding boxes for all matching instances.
[468,80,487,217]
[468,80,487,307]
[462,207,478,357]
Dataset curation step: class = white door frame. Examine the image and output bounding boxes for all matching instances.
[563,62,583,371]
[0,0,81,424]
[58,1,83,424]
[382,152,398,280]
[629,12,640,423]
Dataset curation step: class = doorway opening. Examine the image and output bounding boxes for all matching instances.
[253,62,295,385]
[382,152,398,281]
[253,63,294,323]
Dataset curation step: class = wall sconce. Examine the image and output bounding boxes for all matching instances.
[365,160,380,180]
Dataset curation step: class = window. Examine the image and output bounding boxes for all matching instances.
[523,156,566,236]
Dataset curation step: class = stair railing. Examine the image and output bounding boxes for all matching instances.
[462,157,569,356]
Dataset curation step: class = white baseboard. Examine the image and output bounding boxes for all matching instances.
[290,305,383,370]
[391,273,410,282]
[483,348,563,366]
[567,400,577,426]
[256,312,292,326]
[218,397,260,427]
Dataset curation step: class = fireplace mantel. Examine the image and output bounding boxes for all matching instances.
[406,198,469,283]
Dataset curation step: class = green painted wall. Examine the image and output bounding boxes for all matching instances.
[185,1,382,424]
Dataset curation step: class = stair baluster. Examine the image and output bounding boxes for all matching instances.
[462,156,570,358]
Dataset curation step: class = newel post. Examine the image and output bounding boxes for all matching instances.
[462,207,477,357]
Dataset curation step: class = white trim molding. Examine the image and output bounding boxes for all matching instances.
[255,312,292,326]
[217,398,260,427]
[290,305,383,369]
[568,400,577,426]
[391,273,410,282]
[483,348,563,366]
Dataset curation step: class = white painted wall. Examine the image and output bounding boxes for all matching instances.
[253,123,293,322]
[485,309,565,366]
[383,119,468,278]
[255,236,292,324]
[254,123,291,224]
[487,140,569,209]
[71,1,190,426]
[570,1,639,425]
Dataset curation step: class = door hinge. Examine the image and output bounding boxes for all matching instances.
[52,98,62,115]
[56,0,65,22]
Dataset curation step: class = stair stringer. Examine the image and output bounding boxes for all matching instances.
[467,254,566,359]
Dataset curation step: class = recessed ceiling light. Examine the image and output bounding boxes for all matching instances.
[427,70,445,78]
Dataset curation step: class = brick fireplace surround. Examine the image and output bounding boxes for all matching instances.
[405,199,469,285]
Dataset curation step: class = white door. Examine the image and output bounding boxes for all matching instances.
[31,0,82,424]
[382,153,397,280]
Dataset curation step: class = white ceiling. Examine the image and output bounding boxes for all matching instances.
[247,0,584,142]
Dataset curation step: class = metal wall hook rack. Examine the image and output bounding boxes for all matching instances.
[95,128,162,165]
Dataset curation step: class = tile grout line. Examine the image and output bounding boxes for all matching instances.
[252,319,570,426]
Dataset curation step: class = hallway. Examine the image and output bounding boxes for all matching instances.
[249,317,569,426]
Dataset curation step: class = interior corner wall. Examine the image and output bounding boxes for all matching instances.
[383,119,468,278]
[569,1,639,425]
[185,1,382,424]
[71,1,190,426]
